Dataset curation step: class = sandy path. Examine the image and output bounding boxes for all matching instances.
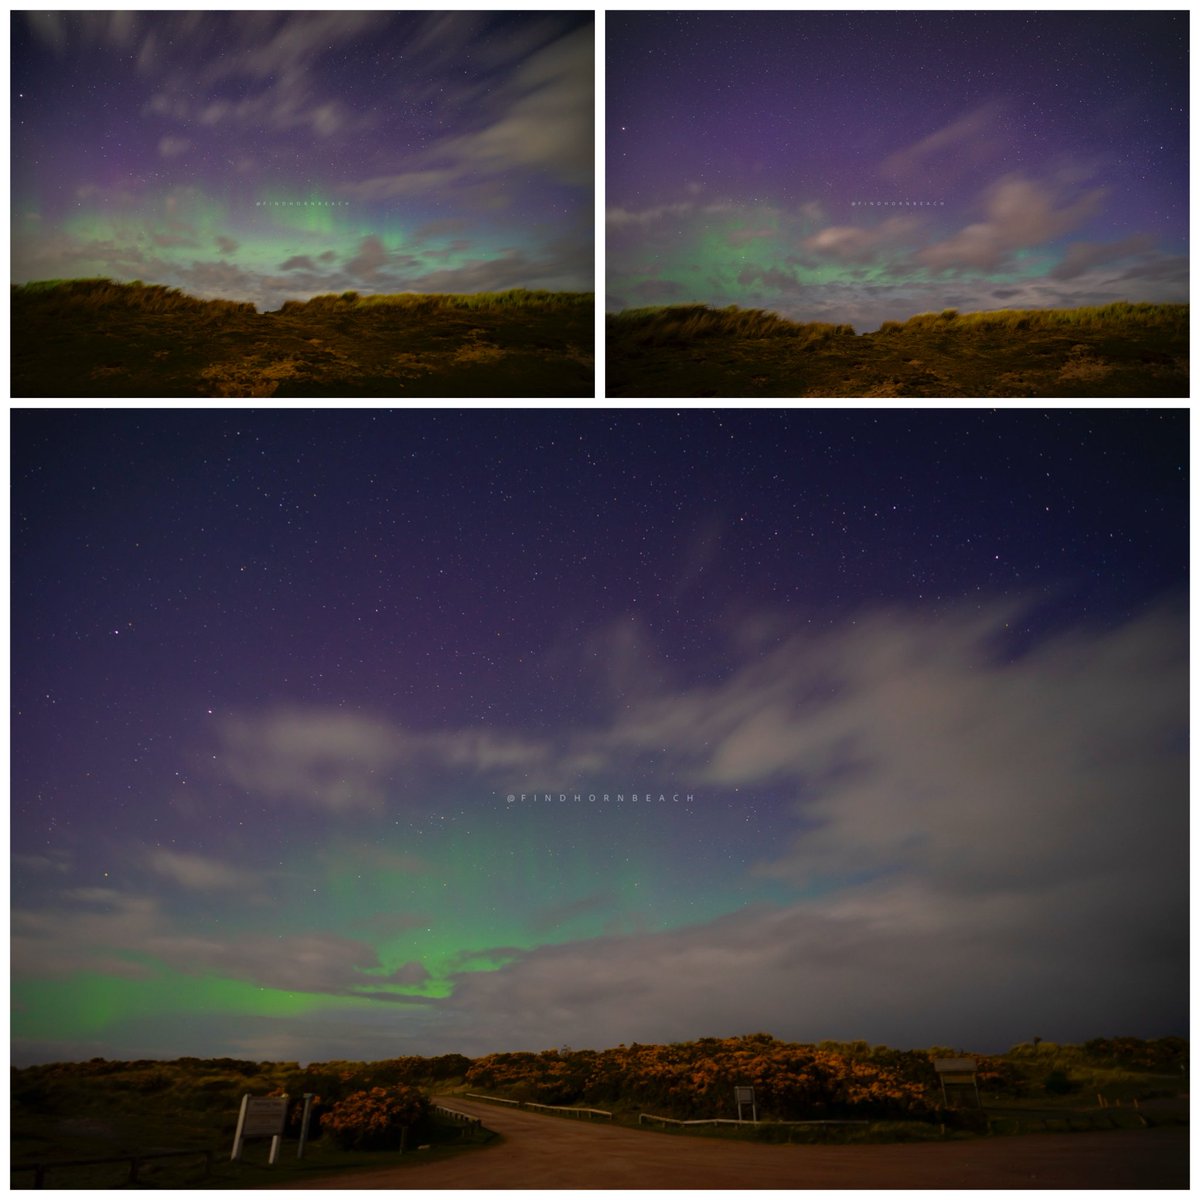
[279,1097,1188,1189]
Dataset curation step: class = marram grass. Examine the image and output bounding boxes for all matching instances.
[12,278,593,316]
[877,300,1187,334]
[607,304,855,346]
[12,277,255,317]
[611,300,1187,342]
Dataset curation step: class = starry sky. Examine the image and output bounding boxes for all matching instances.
[607,11,1189,330]
[11,11,593,311]
[11,408,1188,1066]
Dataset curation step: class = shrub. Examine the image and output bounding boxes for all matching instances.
[323,1086,428,1150]
[1043,1069,1078,1095]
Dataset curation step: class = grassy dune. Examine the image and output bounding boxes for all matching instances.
[12,279,594,398]
[607,301,1188,397]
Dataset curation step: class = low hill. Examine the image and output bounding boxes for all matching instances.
[607,301,1187,397]
[12,279,594,398]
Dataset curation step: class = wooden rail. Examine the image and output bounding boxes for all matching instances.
[435,1104,483,1126]
[523,1101,613,1120]
[461,1094,611,1120]
[639,1113,870,1128]
[11,1147,214,1188]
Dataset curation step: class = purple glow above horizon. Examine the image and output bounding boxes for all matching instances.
[11,410,1188,1065]
[11,12,593,310]
[607,11,1188,329]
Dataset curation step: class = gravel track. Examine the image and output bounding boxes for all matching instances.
[280,1096,1188,1189]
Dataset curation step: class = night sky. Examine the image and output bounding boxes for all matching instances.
[11,12,593,310]
[607,11,1189,330]
[11,409,1187,1066]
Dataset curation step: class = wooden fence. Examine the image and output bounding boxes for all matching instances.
[460,1094,612,1120]
[639,1113,870,1129]
[523,1101,613,1120]
[11,1147,214,1189]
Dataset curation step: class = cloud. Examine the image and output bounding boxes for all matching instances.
[607,201,734,229]
[381,961,431,986]
[417,598,1186,1052]
[345,235,387,279]
[148,848,249,890]
[158,135,190,159]
[218,709,402,813]
[280,254,317,271]
[25,11,67,53]
[215,707,548,812]
[880,101,1008,186]
[215,235,239,254]
[1050,233,1156,280]
[13,885,402,998]
[727,227,775,248]
[26,11,139,54]
[225,12,388,80]
[10,592,1186,1060]
[917,175,1106,272]
[736,265,802,291]
[337,21,593,205]
[151,233,196,248]
[804,214,922,263]
[136,14,383,144]
[443,25,593,187]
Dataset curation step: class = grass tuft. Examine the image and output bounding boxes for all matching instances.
[606,304,857,346]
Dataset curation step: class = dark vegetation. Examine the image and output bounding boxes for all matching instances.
[607,301,1188,397]
[10,1054,477,1188]
[10,1035,1186,1184]
[11,278,593,397]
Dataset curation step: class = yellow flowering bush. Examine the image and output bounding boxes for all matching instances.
[323,1085,429,1150]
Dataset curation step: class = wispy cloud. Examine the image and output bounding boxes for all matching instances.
[215,707,548,812]
[880,100,1009,187]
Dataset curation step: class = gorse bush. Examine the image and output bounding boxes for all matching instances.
[465,1035,930,1120]
[323,1086,429,1150]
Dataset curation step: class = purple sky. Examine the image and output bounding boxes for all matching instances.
[12,12,593,310]
[608,11,1188,328]
[12,410,1188,1065]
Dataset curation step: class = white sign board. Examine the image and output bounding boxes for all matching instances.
[734,1085,757,1122]
[231,1094,289,1164]
[243,1096,288,1137]
[932,1058,977,1075]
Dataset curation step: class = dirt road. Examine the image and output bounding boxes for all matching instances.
[282,1097,1188,1189]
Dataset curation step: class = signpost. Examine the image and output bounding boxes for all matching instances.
[231,1094,289,1164]
[297,1093,316,1159]
[734,1086,757,1123]
[932,1058,981,1109]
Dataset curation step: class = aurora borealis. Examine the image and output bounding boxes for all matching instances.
[607,11,1188,330]
[11,12,593,310]
[11,409,1188,1066]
